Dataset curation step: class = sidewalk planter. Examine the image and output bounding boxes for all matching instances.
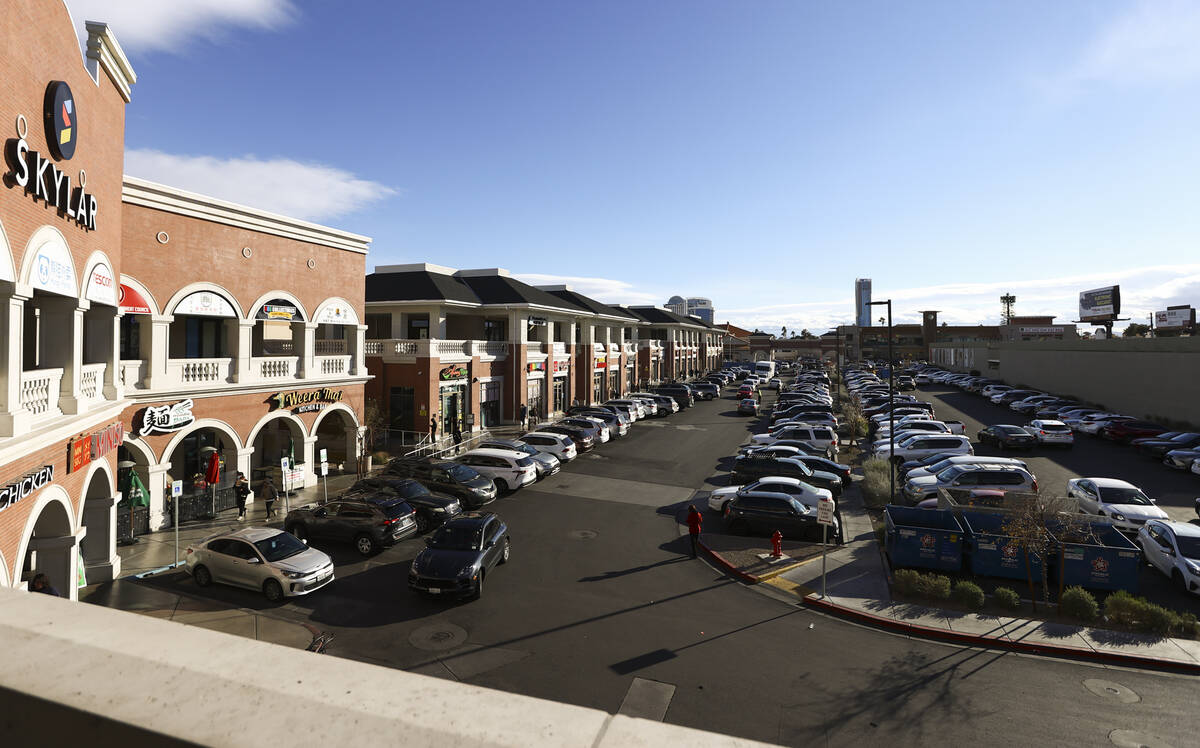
[961,511,1042,582]
[1052,524,1140,593]
[884,505,964,573]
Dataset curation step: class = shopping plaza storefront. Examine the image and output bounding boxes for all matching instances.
[0,2,370,598]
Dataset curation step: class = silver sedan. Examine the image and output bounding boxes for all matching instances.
[186,526,334,602]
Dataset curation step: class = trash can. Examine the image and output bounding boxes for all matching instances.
[1052,524,1140,593]
[961,511,1042,581]
[884,505,964,572]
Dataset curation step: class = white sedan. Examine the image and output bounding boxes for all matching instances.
[707,476,833,515]
[1066,477,1168,533]
[1136,520,1200,595]
[1027,419,1074,446]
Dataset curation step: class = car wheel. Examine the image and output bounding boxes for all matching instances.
[355,533,377,556]
[494,478,509,494]
[192,564,212,588]
[415,513,430,533]
[1173,569,1187,592]
[263,579,284,603]
[288,524,307,542]
[499,537,511,564]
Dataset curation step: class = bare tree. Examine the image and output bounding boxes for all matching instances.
[1000,492,1097,611]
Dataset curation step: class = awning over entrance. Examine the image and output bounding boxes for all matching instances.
[118,283,152,314]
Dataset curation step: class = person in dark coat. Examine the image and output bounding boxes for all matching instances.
[686,505,703,558]
[30,573,61,597]
[430,416,438,441]
[519,402,529,431]
[260,476,279,519]
[234,472,250,520]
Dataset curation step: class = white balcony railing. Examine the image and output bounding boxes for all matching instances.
[20,368,63,416]
[255,356,297,380]
[623,343,637,355]
[314,339,346,355]
[436,340,471,359]
[477,341,508,360]
[120,360,146,390]
[79,363,106,404]
[167,358,232,385]
[551,341,566,355]
[316,355,351,376]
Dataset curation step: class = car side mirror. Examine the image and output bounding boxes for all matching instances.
[247,557,262,564]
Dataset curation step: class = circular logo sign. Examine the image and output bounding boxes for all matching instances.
[44,81,78,160]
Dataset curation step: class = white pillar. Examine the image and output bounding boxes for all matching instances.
[302,435,318,487]
[147,462,171,531]
[237,447,256,504]
[28,534,79,602]
[41,297,86,414]
[82,493,121,583]
[352,324,368,377]
[0,292,31,436]
[104,310,122,400]
[230,319,255,383]
[146,315,173,390]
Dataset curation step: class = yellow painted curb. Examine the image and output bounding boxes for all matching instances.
[753,561,805,581]
[763,576,816,598]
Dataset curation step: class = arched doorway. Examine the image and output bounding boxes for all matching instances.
[313,406,358,475]
[250,415,306,491]
[79,464,119,583]
[19,490,75,599]
[165,425,240,522]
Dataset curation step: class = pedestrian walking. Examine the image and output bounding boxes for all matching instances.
[519,402,529,431]
[756,388,762,404]
[452,423,463,449]
[234,472,250,520]
[29,572,61,597]
[261,475,279,519]
[429,415,438,442]
[686,505,703,558]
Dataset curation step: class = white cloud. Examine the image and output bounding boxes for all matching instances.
[65,0,295,53]
[125,149,396,223]
[511,273,663,307]
[1062,0,1200,87]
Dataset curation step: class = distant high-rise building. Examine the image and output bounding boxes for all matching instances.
[666,295,714,323]
[855,279,872,326]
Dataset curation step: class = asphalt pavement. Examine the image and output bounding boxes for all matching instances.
[81,382,1200,747]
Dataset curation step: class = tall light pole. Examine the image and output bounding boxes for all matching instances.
[869,299,894,500]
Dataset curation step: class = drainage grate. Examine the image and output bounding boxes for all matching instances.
[408,623,468,652]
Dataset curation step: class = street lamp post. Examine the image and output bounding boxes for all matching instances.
[869,300,894,500]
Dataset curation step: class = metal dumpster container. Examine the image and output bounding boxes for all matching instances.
[1053,524,1141,593]
[961,511,1043,581]
[884,505,964,572]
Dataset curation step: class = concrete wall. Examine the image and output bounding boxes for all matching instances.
[930,337,1200,428]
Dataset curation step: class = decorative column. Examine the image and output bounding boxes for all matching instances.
[229,319,255,383]
[303,435,318,487]
[39,297,87,414]
[0,292,30,436]
[81,492,120,583]
[145,315,174,390]
[147,462,172,531]
[352,324,368,377]
[105,310,122,400]
[237,447,256,504]
[295,321,316,379]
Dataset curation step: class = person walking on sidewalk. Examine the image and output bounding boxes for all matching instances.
[686,505,703,558]
[234,472,250,520]
[429,415,438,444]
[519,402,529,432]
[261,476,279,519]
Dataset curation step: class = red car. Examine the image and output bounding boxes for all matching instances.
[1099,420,1168,444]
[737,385,754,398]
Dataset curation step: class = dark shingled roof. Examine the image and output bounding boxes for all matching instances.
[545,289,638,320]
[456,274,583,313]
[366,270,479,304]
[628,306,707,328]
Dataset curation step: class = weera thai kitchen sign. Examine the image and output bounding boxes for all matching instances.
[271,388,344,414]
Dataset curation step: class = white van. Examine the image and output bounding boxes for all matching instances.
[518,431,578,462]
[455,448,538,493]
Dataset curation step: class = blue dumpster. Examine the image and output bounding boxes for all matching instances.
[1053,524,1140,593]
[960,511,1043,581]
[884,505,964,572]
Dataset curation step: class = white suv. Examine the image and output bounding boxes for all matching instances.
[519,432,578,462]
[1137,521,1200,595]
[876,434,972,463]
[903,463,1036,504]
[1027,419,1074,446]
[751,425,838,453]
[455,448,538,493]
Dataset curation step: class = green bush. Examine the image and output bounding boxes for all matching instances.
[893,570,952,601]
[1143,603,1175,635]
[953,581,985,610]
[860,457,893,508]
[993,587,1021,611]
[918,573,952,600]
[1103,589,1139,627]
[1103,590,1196,636]
[893,569,920,596]
[1059,586,1098,623]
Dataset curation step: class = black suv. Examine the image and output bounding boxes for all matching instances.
[652,385,695,408]
[688,382,720,400]
[385,458,497,508]
[284,495,418,556]
[730,455,843,497]
[348,477,462,532]
[723,494,824,540]
[409,512,511,600]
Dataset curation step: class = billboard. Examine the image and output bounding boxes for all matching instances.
[1079,286,1120,322]
[1155,307,1195,329]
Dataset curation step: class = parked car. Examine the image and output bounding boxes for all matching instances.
[739,439,832,458]
[1027,419,1074,447]
[1076,414,1134,435]
[186,527,334,602]
[348,476,462,532]
[284,494,418,555]
[386,457,498,509]
[902,464,1036,504]
[605,399,645,420]
[1066,478,1168,533]
[624,396,660,417]
[708,476,832,514]
[1164,446,1200,470]
[628,392,679,415]
[977,424,1037,450]
[738,398,759,415]
[902,455,1029,481]
[722,491,838,541]
[688,382,720,400]
[1099,420,1168,444]
[559,416,609,443]
[1134,432,1200,459]
[751,425,838,453]
[1136,520,1200,594]
[477,439,560,477]
[540,423,596,451]
[518,431,578,461]
[767,377,783,390]
[730,455,842,497]
[896,376,916,391]
[408,512,510,599]
[652,385,696,408]
[874,434,973,463]
[578,404,635,426]
[455,448,539,493]
[565,408,629,437]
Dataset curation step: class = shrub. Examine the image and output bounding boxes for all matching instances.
[1142,603,1175,635]
[893,569,920,596]
[1059,586,1098,623]
[1103,589,1139,627]
[993,587,1021,611]
[953,581,985,610]
[918,573,952,600]
[860,457,893,508]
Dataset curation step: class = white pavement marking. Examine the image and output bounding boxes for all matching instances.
[673,425,704,431]
[617,677,676,721]
[542,472,694,507]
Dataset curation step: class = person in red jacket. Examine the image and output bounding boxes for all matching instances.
[686,505,703,558]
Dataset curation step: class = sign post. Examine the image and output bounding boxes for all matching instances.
[280,457,291,514]
[171,480,183,566]
[817,496,836,599]
[320,448,329,502]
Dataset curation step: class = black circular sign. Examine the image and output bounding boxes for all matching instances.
[43,81,77,160]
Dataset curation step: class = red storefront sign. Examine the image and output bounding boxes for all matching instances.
[67,422,124,474]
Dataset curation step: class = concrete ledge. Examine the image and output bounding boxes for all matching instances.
[0,588,776,746]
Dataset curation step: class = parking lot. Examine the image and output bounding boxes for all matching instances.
[916,382,1200,614]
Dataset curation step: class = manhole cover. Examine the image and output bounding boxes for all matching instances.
[408,623,468,652]
[1109,729,1174,748]
[1084,679,1140,704]
[569,529,599,540]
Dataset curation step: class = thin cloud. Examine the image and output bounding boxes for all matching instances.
[1057,0,1200,89]
[125,149,396,223]
[512,273,663,307]
[65,0,295,53]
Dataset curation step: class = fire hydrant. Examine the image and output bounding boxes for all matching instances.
[770,530,783,558]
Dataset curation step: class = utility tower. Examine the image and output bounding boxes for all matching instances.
[1000,293,1016,324]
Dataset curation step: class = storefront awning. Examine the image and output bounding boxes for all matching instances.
[256,299,304,322]
[174,290,237,318]
[118,283,152,315]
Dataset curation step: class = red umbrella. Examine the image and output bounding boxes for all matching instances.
[205,450,221,485]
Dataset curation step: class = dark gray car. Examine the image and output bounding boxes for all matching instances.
[408,512,511,599]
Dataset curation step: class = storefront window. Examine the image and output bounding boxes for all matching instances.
[481,381,502,426]
[184,317,227,359]
[407,315,430,339]
[120,315,141,360]
[609,370,619,398]
[592,372,603,402]
[552,377,567,412]
[439,383,467,435]
[484,319,507,342]
[365,313,392,339]
[526,379,544,419]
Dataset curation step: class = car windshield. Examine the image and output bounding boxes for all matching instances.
[1176,537,1200,560]
[446,464,480,482]
[381,500,415,518]
[996,426,1027,435]
[926,459,958,473]
[429,524,482,551]
[1098,487,1152,506]
[936,466,966,481]
[395,481,432,499]
[254,532,308,563]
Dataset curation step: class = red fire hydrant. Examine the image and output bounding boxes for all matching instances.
[770,530,783,558]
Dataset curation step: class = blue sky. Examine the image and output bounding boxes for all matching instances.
[66,0,1200,333]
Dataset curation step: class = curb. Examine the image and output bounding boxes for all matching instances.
[697,541,759,584]
[801,594,1200,675]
